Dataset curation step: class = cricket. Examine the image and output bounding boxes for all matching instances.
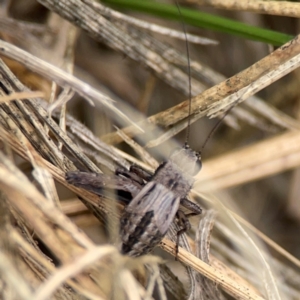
[66,143,203,256]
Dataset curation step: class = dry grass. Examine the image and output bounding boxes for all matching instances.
[0,0,300,299]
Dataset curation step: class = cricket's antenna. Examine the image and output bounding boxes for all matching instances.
[175,1,233,158]
[175,1,192,146]
[200,105,235,154]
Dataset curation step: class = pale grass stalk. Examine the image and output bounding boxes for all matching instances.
[104,33,300,145]
[12,229,101,299]
[113,147,155,173]
[83,0,217,45]
[116,127,158,168]
[61,198,87,215]
[161,239,265,300]
[0,157,109,297]
[152,265,167,300]
[144,266,163,300]
[195,131,300,191]
[193,190,300,270]
[191,0,300,18]
[0,251,34,300]
[0,39,142,131]
[0,101,60,205]
[218,199,281,299]
[0,124,123,217]
[34,246,117,300]
[233,212,300,270]
[0,91,44,103]
[119,270,144,300]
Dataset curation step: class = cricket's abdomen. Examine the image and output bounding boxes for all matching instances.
[121,211,164,256]
[119,181,180,256]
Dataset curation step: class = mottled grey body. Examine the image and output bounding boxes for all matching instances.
[66,144,202,257]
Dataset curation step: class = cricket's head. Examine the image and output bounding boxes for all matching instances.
[170,143,202,176]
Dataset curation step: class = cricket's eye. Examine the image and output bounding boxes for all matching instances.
[192,158,202,176]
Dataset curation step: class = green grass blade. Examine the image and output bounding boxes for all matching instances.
[102,0,293,46]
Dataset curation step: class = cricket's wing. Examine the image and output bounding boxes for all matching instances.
[120,181,180,256]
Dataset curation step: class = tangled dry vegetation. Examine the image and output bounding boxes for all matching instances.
[1,0,300,299]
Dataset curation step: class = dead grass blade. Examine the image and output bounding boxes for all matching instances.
[0,39,142,131]
[0,91,44,103]
[115,126,158,169]
[194,210,225,300]
[37,0,299,148]
[84,0,217,45]
[103,33,300,145]
[195,131,300,191]
[194,0,300,18]
[34,246,117,300]
[161,238,264,300]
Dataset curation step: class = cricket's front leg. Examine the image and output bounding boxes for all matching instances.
[175,209,192,258]
[129,165,153,181]
[115,164,153,184]
[174,199,202,258]
[115,167,145,185]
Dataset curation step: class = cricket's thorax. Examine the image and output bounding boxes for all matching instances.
[153,145,201,194]
[153,160,194,199]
